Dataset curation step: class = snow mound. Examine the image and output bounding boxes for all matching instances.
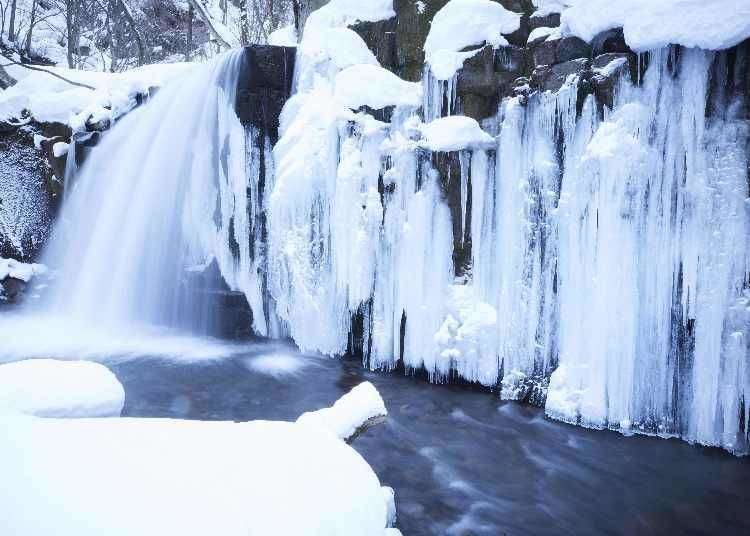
[0,417,393,536]
[418,116,495,152]
[0,359,124,418]
[297,381,387,441]
[335,64,423,110]
[0,258,47,282]
[561,0,750,51]
[424,0,521,80]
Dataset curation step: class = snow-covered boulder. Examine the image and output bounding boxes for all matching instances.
[297,381,387,441]
[0,381,398,535]
[0,359,124,418]
[418,115,495,152]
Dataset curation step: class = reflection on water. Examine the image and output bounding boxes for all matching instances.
[104,343,749,536]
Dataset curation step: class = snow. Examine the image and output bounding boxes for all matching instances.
[532,0,567,17]
[527,26,559,45]
[297,381,387,441]
[269,24,298,47]
[335,65,423,110]
[0,418,395,536]
[52,141,69,157]
[0,359,124,418]
[560,0,750,51]
[0,61,193,130]
[418,116,495,152]
[424,0,521,80]
[305,0,396,30]
[0,257,47,282]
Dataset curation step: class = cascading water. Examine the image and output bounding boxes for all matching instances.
[0,50,262,358]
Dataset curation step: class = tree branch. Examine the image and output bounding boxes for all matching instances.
[0,53,94,90]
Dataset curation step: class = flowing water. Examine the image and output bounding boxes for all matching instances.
[107,341,750,536]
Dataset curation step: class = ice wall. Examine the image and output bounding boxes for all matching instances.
[263,3,749,453]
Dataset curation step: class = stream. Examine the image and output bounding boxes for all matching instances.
[104,340,750,536]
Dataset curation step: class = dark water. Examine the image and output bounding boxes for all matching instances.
[108,342,750,536]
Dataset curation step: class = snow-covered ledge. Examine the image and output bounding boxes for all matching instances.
[0,380,400,535]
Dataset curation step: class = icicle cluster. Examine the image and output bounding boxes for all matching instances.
[257,13,749,453]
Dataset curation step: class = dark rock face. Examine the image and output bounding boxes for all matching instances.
[235,45,296,143]
[0,124,56,261]
[591,53,633,108]
[0,277,27,305]
[532,36,591,67]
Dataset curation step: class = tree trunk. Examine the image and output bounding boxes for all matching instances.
[8,0,17,42]
[24,0,37,55]
[186,3,193,61]
[66,0,78,68]
[239,0,248,45]
[118,0,145,66]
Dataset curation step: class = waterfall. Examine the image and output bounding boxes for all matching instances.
[0,50,262,359]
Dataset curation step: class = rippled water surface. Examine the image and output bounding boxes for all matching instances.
[107,342,750,536]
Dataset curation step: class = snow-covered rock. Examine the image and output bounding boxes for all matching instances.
[297,381,387,441]
[0,258,47,282]
[335,64,422,110]
[424,0,521,80]
[0,417,394,536]
[418,116,495,152]
[560,0,750,51]
[0,359,124,418]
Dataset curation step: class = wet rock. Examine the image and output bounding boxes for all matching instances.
[591,53,633,109]
[0,65,16,90]
[0,125,55,261]
[533,36,591,67]
[0,277,27,305]
[235,45,296,143]
[531,58,591,93]
[591,28,631,56]
[529,12,560,32]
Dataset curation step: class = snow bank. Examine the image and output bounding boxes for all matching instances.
[418,116,495,152]
[560,0,750,51]
[297,381,387,441]
[0,61,193,130]
[424,0,521,80]
[0,359,124,418]
[335,65,423,110]
[0,418,394,536]
[0,258,47,282]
